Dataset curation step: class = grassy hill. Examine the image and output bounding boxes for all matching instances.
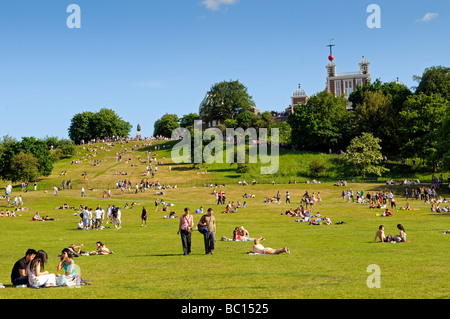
[0,139,449,299]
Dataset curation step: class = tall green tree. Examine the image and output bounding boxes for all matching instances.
[153,113,180,138]
[179,113,200,128]
[437,104,450,170]
[288,91,353,152]
[414,66,450,99]
[353,91,398,154]
[94,108,132,140]
[199,80,256,122]
[9,152,40,183]
[20,137,54,176]
[0,136,54,181]
[68,108,132,143]
[398,93,449,171]
[341,132,389,178]
[68,111,96,144]
[0,136,21,181]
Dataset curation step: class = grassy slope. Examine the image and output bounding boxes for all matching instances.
[0,140,449,299]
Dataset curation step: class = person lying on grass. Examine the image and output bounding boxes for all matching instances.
[249,238,290,255]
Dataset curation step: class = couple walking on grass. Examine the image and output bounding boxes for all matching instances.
[177,207,216,255]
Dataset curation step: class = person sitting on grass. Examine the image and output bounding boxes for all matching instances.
[221,227,264,242]
[249,238,290,255]
[90,241,114,255]
[373,225,396,243]
[27,250,57,288]
[392,224,407,243]
[56,248,76,278]
[381,208,392,217]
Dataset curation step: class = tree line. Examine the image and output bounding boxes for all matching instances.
[153,66,450,174]
[0,136,76,183]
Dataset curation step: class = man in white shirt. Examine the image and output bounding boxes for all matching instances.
[94,205,104,229]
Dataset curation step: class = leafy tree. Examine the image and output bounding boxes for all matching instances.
[349,79,413,155]
[353,91,398,154]
[271,122,292,144]
[288,91,352,152]
[341,132,389,178]
[236,111,256,129]
[0,136,21,181]
[349,79,412,112]
[437,104,450,170]
[179,113,200,128]
[9,152,40,183]
[94,108,132,140]
[57,139,76,158]
[68,111,96,144]
[414,66,450,99]
[223,119,238,128]
[0,136,53,181]
[19,137,53,177]
[68,109,132,144]
[199,80,256,122]
[153,113,180,138]
[398,93,449,171]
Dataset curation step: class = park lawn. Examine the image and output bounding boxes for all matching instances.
[0,140,449,299]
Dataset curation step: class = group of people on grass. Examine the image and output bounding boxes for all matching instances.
[77,204,122,230]
[10,242,112,288]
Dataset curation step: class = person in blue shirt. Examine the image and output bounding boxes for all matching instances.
[57,248,76,277]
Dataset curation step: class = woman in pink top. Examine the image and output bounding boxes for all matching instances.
[177,207,193,255]
[251,238,290,255]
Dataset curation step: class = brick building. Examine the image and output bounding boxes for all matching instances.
[326,56,371,103]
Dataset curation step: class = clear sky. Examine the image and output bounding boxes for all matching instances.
[0,0,448,140]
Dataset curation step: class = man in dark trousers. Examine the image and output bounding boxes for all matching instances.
[200,208,216,255]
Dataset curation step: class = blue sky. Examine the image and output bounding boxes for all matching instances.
[0,0,448,140]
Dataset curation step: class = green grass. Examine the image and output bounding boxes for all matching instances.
[0,140,449,299]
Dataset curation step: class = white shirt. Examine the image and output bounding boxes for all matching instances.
[95,209,102,219]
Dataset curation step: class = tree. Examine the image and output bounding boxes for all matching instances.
[68,111,96,144]
[414,66,450,99]
[353,91,397,154]
[68,109,132,144]
[341,133,389,178]
[271,122,292,144]
[153,113,180,138]
[398,93,449,171]
[0,136,21,181]
[199,80,256,122]
[437,104,450,170]
[9,152,40,183]
[179,113,200,128]
[94,108,132,139]
[288,91,353,152]
[236,111,256,129]
[349,79,413,155]
[20,137,54,177]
